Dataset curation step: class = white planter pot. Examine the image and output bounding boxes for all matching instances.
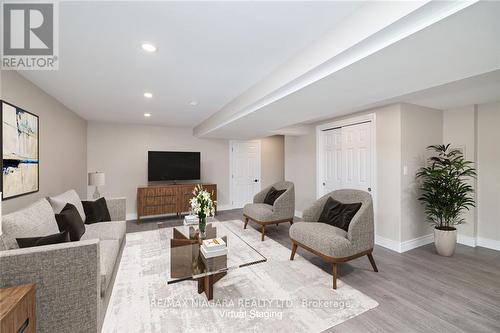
[434,228,457,256]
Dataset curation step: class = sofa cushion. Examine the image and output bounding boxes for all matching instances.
[55,203,86,241]
[318,197,362,232]
[289,222,353,258]
[82,197,111,224]
[81,221,126,245]
[263,187,286,206]
[100,240,119,296]
[243,203,274,222]
[16,231,70,248]
[2,199,60,249]
[48,190,86,222]
[0,235,9,251]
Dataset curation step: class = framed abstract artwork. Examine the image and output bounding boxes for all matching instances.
[1,100,39,200]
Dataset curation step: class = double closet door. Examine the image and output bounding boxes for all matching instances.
[318,121,373,197]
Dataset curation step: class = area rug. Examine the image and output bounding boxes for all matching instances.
[102,220,378,333]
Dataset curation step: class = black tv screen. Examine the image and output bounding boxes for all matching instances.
[148,151,200,181]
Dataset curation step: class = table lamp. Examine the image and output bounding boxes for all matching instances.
[88,172,105,199]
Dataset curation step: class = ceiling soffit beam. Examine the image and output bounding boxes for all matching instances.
[194,0,478,138]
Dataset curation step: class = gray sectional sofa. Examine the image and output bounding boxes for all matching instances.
[0,190,126,333]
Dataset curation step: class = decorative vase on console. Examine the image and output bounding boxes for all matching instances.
[189,185,216,239]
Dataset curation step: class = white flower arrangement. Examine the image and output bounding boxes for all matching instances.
[189,185,216,220]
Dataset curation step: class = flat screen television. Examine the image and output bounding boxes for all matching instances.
[148,151,200,181]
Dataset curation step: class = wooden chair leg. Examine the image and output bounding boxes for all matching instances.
[290,219,293,225]
[367,252,378,272]
[332,263,337,289]
[276,223,279,227]
[290,243,298,260]
[261,225,266,241]
[243,217,249,229]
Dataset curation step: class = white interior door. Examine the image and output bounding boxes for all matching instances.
[321,128,342,196]
[318,121,373,196]
[230,140,261,208]
[342,122,372,191]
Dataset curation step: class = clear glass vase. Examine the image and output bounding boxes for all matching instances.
[199,216,206,239]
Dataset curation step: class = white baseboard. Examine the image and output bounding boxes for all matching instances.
[375,235,402,253]
[295,210,303,218]
[457,234,477,247]
[377,234,500,253]
[448,234,500,251]
[126,213,137,221]
[217,204,233,211]
[400,234,434,253]
[376,234,434,253]
[477,237,500,251]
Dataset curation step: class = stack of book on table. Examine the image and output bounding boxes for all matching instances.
[183,214,199,226]
[201,238,227,258]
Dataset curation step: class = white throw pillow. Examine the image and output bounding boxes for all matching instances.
[2,199,60,249]
[48,189,86,222]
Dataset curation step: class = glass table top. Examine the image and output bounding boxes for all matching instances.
[158,220,267,284]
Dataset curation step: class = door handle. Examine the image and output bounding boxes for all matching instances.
[254,179,259,183]
[368,187,372,192]
[322,182,326,186]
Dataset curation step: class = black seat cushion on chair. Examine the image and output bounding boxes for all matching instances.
[17,231,70,248]
[55,203,86,241]
[82,197,111,224]
[264,187,286,205]
[318,197,362,232]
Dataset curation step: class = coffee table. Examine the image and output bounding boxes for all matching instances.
[158,220,267,300]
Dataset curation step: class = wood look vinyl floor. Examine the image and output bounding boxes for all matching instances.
[127,209,500,333]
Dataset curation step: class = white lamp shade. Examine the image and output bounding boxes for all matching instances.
[88,172,105,186]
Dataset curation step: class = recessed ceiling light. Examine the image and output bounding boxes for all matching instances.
[143,92,153,98]
[141,43,156,52]
[144,113,151,117]
[189,101,199,106]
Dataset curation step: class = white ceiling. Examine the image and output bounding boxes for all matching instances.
[19,1,364,126]
[195,1,500,138]
[291,70,500,126]
[374,71,500,112]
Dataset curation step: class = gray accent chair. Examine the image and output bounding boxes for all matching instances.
[289,189,378,289]
[243,181,295,241]
[0,190,127,333]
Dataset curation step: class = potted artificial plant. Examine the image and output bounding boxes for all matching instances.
[416,144,476,256]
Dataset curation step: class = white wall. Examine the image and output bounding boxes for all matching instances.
[401,104,443,242]
[442,101,500,248]
[1,71,87,215]
[285,103,448,251]
[477,102,500,244]
[285,104,404,243]
[87,122,284,218]
[443,106,477,240]
[284,126,317,213]
[374,105,402,244]
[261,135,285,187]
[87,122,230,218]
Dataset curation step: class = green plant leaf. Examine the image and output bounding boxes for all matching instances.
[416,144,476,227]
